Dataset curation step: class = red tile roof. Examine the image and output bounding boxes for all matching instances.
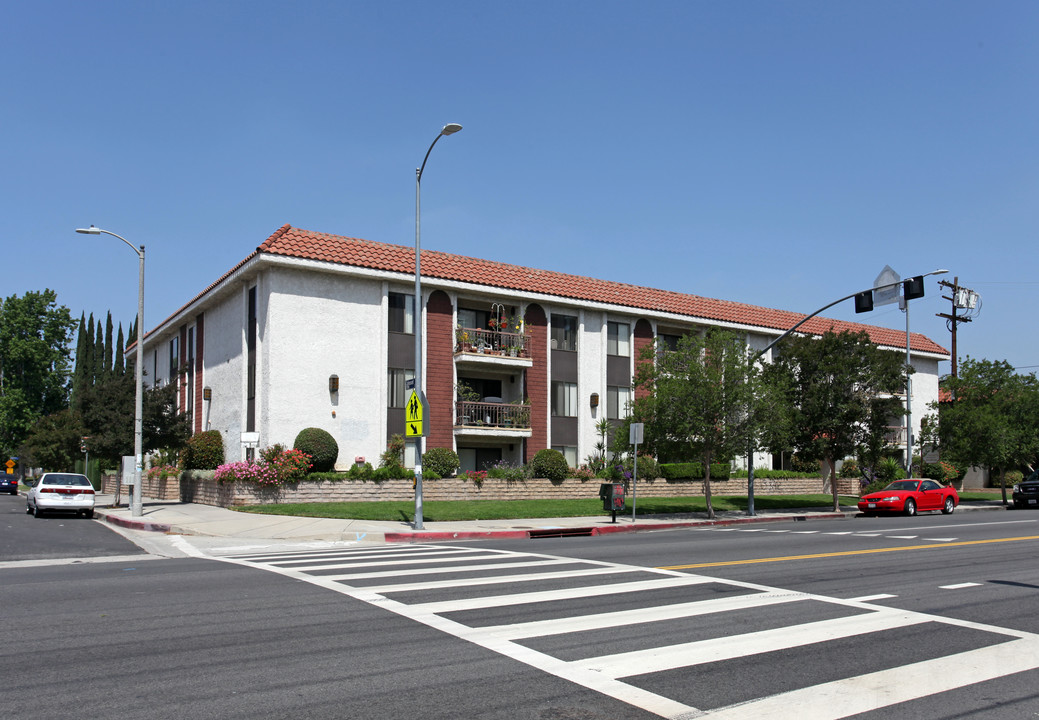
[258,224,948,355]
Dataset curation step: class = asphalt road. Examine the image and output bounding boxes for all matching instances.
[3,493,1038,719]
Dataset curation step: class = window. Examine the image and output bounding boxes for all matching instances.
[388,292,414,334]
[388,368,415,408]
[658,333,681,352]
[168,336,179,379]
[552,445,578,469]
[551,381,578,417]
[185,327,195,413]
[607,322,630,357]
[607,386,631,420]
[551,314,578,351]
[457,308,490,330]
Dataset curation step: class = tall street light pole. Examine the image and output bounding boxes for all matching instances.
[746,268,947,515]
[76,225,145,517]
[414,123,462,530]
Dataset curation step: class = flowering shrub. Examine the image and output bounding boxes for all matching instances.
[214,448,313,487]
[146,465,179,482]
[266,448,312,483]
[487,460,527,481]
[567,465,597,481]
[215,461,279,486]
[463,470,487,486]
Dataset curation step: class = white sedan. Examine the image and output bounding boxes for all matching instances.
[26,473,96,519]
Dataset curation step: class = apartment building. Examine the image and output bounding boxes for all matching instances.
[137,224,949,472]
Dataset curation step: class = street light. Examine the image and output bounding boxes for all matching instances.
[746,268,948,515]
[75,225,145,517]
[414,123,462,530]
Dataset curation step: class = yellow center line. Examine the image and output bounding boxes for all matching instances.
[657,535,1039,570]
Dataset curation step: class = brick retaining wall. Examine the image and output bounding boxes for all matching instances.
[102,471,857,508]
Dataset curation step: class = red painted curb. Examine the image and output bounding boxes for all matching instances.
[101,513,172,534]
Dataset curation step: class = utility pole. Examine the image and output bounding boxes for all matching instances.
[936,277,979,379]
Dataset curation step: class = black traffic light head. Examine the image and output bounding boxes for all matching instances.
[854,291,874,313]
[904,275,925,300]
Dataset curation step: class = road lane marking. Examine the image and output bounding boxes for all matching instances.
[657,535,1039,570]
[941,582,983,589]
[479,590,811,641]
[848,594,897,602]
[702,636,1039,720]
[574,609,928,679]
[212,543,1039,720]
[0,554,162,569]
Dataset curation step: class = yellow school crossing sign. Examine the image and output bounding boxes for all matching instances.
[406,390,427,438]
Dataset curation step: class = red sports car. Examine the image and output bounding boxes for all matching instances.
[858,479,959,516]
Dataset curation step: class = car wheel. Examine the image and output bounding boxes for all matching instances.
[32,504,44,518]
[942,497,955,514]
[904,498,917,516]
[83,509,94,519]
[25,502,32,515]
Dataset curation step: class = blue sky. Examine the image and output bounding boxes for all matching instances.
[4,1,1036,372]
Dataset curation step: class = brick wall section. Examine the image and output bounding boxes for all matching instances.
[633,318,654,401]
[525,303,548,462]
[150,472,859,507]
[194,313,205,433]
[426,290,454,451]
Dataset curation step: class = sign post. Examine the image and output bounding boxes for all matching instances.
[630,423,644,522]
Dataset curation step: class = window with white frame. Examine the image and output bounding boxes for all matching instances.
[388,292,414,334]
[607,386,631,420]
[551,381,578,417]
[607,321,630,357]
[388,368,415,408]
[552,445,578,468]
[551,314,578,351]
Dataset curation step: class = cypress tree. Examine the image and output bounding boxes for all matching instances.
[104,312,114,379]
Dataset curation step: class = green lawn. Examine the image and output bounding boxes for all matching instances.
[235,494,865,522]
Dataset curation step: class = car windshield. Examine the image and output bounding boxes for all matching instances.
[42,474,91,486]
[884,480,920,491]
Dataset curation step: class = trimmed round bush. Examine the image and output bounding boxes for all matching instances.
[530,448,569,481]
[293,427,339,473]
[423,447,460,478]
[182,430,225,470]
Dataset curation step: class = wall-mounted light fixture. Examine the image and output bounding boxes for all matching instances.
[590,392,600,408]
[329,375,339,393]
[203,387,212,401]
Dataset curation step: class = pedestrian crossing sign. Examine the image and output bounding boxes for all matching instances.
[406,390,427,438]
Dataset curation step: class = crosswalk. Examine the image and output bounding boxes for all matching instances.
[209,544,1039,719]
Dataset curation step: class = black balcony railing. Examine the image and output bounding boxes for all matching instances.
[455,401,531,429]
[455,327,529,358]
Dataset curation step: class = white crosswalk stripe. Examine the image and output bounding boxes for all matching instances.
[209,543,1039,719]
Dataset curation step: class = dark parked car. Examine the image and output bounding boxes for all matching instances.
[2,473,18,494]
[1013,470,1039,509]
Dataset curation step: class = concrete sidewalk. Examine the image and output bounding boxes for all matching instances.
[90,493,1008,544]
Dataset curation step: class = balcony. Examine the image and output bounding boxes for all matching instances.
[455,327,531,366]
[455,400,532,438]
[884,425,907,446]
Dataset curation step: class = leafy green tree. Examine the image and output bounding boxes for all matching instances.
[763,330,907,511]
[934,358,1039,505]
[22,408,87,472]
[633,328,759,519]
[0,290,77,459]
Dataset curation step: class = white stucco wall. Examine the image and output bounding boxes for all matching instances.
[200,285,247,459]
[263,267,384,469]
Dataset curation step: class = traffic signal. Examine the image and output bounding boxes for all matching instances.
[854,291,874,313]
[904,275,925,300]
